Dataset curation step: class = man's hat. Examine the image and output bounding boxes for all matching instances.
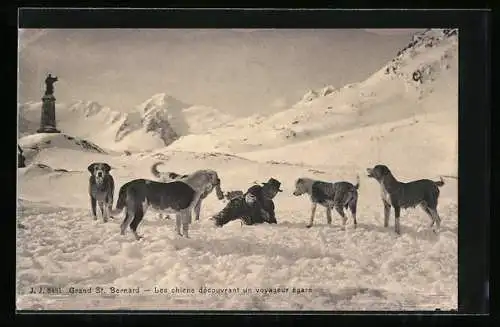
[261,178,283,192]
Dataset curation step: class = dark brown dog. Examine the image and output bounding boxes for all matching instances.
[366,164,445,235]
[111,179,197,240]
[88,162,115,222]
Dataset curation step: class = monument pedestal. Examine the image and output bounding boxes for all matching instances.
[37,94,60,133]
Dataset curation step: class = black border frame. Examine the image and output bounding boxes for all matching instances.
[9,7,491,325]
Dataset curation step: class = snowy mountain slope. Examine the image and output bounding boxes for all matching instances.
[18,93,235,152]
[169,28,458,155]
[243,110,458,178]
[17,29,458,311]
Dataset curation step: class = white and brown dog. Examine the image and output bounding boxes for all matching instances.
[88,162,115,222]
[150,162,225,221]
[292,176,360,228]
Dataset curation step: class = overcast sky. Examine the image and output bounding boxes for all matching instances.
[18,29,423,116]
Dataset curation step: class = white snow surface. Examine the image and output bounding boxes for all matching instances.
[17,29,458,311]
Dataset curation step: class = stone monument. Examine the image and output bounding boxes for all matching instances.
[37,73,61,133]
[18,145,26,168]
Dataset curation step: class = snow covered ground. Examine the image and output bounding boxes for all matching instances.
[17,29,458,311]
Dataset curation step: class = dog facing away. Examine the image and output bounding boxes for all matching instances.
[111,179,197,240]
[88,162,115,222]
[366,164,445,235]
[292,175,360,229]
[150,162,225,221]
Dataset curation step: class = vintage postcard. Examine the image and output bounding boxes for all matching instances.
[17,28,458,311]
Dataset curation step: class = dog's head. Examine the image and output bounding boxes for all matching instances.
[207,171,225,200]
[292,178,308,196]
[88,162,111,184]
[366,164,391,182]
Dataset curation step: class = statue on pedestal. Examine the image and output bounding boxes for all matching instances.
[45,74,58,96]
[18,145,26,168]
[37,73,61,134]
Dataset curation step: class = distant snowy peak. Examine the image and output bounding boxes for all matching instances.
[64,101,127,129]
[116,92,234,147]
[115,93,186,147]
[137,93,191,115]
[67,100,106,116]
[182,105,235,134]
[19,92,237,151]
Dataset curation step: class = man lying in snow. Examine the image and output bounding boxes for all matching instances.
[212,178,283,227]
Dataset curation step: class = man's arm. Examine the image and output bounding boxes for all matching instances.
[262,200,277,224]
[246,184,262,196]
[245,185,264,205]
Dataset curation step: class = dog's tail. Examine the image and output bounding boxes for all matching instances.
[354,174,360,190]
[110,183,128,216]
[150,162,164,179]
[434,176,445,187]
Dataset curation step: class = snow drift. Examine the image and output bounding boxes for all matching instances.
[18,133,107,167]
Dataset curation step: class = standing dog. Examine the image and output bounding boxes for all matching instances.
[111,179,197,240]
[292,176,360,228]
[366,164,445,235]
[88,162,115,222]
[150,162,225,221]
